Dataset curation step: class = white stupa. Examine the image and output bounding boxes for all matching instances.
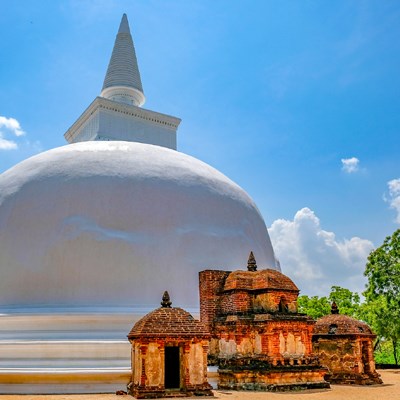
[0,14,278,393]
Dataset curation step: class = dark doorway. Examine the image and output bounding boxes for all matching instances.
[165,346,180,389]
[361,342,371,374]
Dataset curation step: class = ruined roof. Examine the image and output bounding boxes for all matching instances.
[223,268,299,292]
[128,307,210,339]
[313,313,374,336]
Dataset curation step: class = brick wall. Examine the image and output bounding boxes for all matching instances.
[220,291,252,314]
[312,335,382,384]
[253,290,298,313]
[199,270,230,329]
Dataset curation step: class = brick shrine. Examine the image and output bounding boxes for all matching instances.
[312,302,383,385]
[127,291,213,398]
[199,252,329,391]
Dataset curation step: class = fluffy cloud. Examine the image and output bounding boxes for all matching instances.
[0,138,18,150]
[341,157,359,173]
[387,178,400,223]
[0,116,25,150]
[0,116,25,137]
[269,208,373,296]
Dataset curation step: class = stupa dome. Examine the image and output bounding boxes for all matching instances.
[223,269,298,292]
[128,299,209,339]
[314,313,374,336]
[0,141,277,311]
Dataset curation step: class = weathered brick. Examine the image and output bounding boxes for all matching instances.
[199,263,329,391]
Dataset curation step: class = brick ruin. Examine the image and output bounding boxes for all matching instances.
[312,302,383,385]
[127,291,213,398]
[199,252,329,391]
[126,253,382,396]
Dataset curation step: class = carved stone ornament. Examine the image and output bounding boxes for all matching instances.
[331,301,339,314]
[161,290,172,308]
[247,251,257,272]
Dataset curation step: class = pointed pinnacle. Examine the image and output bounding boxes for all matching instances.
[331,301,339,314]
[247,251,257,272]
[161,291,172,308]
[102,13,144,96]
[118,13,130,34]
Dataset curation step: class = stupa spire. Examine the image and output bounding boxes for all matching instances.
[100,13,145,106]
[64,12,181,148]
[118,13,130,34]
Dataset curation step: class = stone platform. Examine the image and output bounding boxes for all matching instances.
[0,309,142,393]
[217,356,329,392]
[0,368,130,394]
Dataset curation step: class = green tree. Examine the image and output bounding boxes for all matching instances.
[363,229,400,365]
[359,297,400,362]
[297,295,330,319]
[328,285,360,317]
[298,285,360,319]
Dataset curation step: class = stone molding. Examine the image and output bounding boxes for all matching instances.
[64,96,181,144]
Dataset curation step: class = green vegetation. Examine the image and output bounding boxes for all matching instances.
[297,295,330,319]
[329,285,361,317]
[374,339,398,365]
[298,227,400,366]
[298,286,360,319]
[363,229,400,365]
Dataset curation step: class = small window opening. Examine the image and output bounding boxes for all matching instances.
[278,297,289,313]
[328,324,338,334]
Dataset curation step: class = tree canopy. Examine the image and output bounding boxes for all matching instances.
[329,285,360,317]
[297,229,400,365]
[363,229,400,365]
[297,294,330,319]
[298,285,360,319]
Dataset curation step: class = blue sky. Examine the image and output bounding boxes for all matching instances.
[1,0,399,296]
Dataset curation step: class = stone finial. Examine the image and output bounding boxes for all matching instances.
[161,291,172,308]
[247,251,257,271]
[331,301,339,314]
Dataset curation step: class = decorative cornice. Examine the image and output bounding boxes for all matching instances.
[64,97,181,143]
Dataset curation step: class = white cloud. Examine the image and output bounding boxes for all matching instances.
[0,116,26,151]
[269,207,373,297]
[341,157,360,173]
[0,137,18,150]
[386,178,400,223]
[0,116,25,137]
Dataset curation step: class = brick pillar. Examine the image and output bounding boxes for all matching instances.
[159,341,165,389]
[305,325,314,355]
[199,270,230,329]
[130,343,134,382]
[367,339,376,373]
[140,344,148,386]
[183,342,191,388]
[202,340,209,382]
